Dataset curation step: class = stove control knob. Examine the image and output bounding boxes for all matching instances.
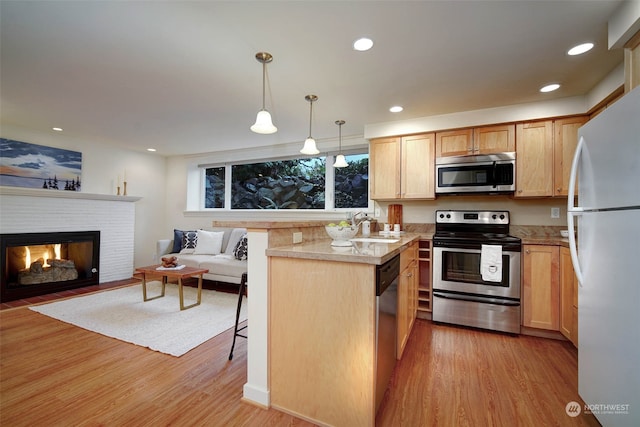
[446,214,451,219]
[500,214,505,220]
[492,214,497,219]
[439,213,444,219]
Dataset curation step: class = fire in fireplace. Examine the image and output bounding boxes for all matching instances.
[1,231,100,303]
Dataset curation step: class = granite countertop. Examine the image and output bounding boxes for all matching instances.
[266,233,423,265]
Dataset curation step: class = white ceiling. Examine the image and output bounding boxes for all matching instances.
[0,0,626,156]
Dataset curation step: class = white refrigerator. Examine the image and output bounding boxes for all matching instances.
[567,86,640,426]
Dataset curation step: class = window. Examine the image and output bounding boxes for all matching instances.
[231,158,325,209]
[334,153,369,209]
[204,166,225,208]
[202,152,368,211]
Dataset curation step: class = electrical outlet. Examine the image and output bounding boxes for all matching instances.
[293,232,303,244]
[374,207,381,218]
[551,207,560,219]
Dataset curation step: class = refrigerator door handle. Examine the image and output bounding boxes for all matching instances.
[567,136,585,286]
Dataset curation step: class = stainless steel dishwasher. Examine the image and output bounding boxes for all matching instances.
[375,254,399,412]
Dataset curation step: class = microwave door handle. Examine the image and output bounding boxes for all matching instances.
[492,161,497,188]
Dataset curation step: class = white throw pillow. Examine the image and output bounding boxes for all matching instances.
[193,230,224,255]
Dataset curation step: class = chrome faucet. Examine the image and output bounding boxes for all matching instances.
[350,211,370,227]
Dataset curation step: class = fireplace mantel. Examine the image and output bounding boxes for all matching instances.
[0,186,141,202]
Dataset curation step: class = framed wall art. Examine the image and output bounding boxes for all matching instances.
[0,139,82,191]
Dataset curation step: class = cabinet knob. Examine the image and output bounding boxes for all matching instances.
[518,189,523,193]
[557,188,561,193]
[526,249,530,254]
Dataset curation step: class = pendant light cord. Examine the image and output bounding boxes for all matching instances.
[308,99,313,138]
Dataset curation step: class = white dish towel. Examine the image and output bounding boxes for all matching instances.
[481,244,502,282]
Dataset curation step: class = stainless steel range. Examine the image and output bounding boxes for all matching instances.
[432,210,522,334]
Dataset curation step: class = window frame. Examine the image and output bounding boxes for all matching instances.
[198,149,372,213]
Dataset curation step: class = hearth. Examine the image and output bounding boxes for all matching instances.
[1,231,100,303]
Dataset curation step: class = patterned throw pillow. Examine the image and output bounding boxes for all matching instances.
[233,234,248,261]
[182,231,198,250]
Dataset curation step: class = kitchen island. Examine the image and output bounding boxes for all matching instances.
[266,234,420,427]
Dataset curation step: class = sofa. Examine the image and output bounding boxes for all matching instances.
[157,227,247,285]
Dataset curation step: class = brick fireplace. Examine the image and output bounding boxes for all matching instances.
[0,187,140,301]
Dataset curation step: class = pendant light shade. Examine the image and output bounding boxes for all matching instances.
[333,120,348,168]
[300,95,319,155]
[250,52,277,134]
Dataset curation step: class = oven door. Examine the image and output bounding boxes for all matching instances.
[433,246,521,299]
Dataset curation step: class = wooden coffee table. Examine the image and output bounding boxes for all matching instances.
[134,265,208,310]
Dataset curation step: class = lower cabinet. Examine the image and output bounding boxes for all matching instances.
[398,241,418,359]
[559,246,579,346]
[522,244,578,346]
[522,245,560,330]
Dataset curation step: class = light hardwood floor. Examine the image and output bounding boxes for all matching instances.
[1,291,600,426]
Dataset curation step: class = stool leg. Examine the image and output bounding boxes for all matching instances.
[228,273,247,360]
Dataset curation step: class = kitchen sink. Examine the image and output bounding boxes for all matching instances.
[349,237,400,244]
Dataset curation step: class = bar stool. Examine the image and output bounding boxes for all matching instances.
[228,272,247,360]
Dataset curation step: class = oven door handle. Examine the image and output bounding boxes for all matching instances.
[433,292,520,306]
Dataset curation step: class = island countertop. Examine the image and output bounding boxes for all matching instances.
[266,233,422,265]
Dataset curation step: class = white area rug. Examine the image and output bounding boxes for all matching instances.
[29,282,246,357]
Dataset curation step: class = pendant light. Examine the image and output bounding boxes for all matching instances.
[300,94,319,155]
[250,52,277,134]
[333,120,348,168]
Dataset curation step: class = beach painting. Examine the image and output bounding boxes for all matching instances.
[0,139,82,191]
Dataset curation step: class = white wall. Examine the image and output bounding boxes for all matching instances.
[0,124,167,267]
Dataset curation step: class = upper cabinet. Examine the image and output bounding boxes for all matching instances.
[515,116,588,198]
[515,120,554,197]
[435,124,515,157]
[370,133,435,200]
[554,116,589,196]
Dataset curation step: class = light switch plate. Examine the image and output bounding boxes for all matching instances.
[551,207,560,218]
[293,232,303,244]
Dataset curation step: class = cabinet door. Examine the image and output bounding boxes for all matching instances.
[435,129,473,157]
[370,137,401,199]
[554,116,589,197]
[560,247,578,346]
[515,121,554,197]
[401,133,435,199]
[474,124,515,154]
[522,245,560,330]
[397,266,410,359]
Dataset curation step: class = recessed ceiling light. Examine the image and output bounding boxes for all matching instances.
[389,106,403,113]
[52,127,63,132]
[568,42,594,56]
[353,37,373,51]
[147,148,157,152]
[540,83,560,93]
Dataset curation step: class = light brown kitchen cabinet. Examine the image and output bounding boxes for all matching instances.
[435,124,515,157]
[369,136,401,199]
[398,241,418,359]
[370,133,435,200]
[522,244,560,330]
[516,117,588,198]
[515,120,554,197]
[554,116,589,196]
[559,246,578,347]
[417,239,432,318]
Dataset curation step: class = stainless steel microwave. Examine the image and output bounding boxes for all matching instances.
[435,152,516,194]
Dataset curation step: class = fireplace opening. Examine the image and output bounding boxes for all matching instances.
[1,231,100,303]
